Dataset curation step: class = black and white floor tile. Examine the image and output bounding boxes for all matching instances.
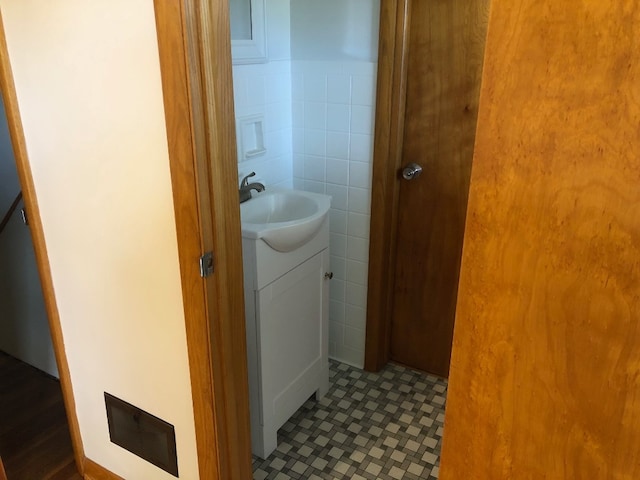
[252,360,447,480]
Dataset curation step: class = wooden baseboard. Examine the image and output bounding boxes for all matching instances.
[83,458,124,480]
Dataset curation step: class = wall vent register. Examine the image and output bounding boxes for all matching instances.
[104,392,179,477]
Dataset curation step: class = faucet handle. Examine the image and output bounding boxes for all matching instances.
[240,172,256,188]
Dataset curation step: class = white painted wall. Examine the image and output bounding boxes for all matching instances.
[0,2,199,479]
[291,0,380,62]
[0,96,57,377]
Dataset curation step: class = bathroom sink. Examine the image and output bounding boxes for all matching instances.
[240,189,331,252]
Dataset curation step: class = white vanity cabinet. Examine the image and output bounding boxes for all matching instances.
[242,217,330,459]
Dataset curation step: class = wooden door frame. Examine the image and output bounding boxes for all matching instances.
[0,1,251,478]
[154,1,252,479]
[365,0,411,372]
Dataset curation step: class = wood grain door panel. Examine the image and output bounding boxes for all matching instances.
[441,1,640,478]
[389,0,490,377]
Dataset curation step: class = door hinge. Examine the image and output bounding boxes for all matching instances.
[199,251,214,278]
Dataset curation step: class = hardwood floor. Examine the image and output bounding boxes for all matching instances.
[0,351,81,480]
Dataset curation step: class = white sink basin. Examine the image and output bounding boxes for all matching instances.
[240,189,331,252]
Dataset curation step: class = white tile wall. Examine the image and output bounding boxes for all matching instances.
[292,60,377,368]
[233,60,293,188]
[231,0,293,188]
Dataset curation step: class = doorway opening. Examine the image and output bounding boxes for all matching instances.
[0,95,80,478]
[227,0,489,477]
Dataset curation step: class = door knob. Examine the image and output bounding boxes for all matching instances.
[402,163,423,180]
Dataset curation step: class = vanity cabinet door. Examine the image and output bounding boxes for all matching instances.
[257,249,329,426]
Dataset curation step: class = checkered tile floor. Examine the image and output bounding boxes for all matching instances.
[252,360,447,480]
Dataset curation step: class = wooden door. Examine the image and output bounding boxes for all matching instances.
[440,1,640,478]
[369,0,490,377]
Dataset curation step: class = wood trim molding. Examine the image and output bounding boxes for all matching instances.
[0,10,85,476]
[83,458,124,480]
[154,1,252,479]
[0,456,6,480]
[153,2,221,478]
[364,0,412,372]
[189,2,253,478]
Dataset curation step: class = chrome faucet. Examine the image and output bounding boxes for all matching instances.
[239,172,265,203]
